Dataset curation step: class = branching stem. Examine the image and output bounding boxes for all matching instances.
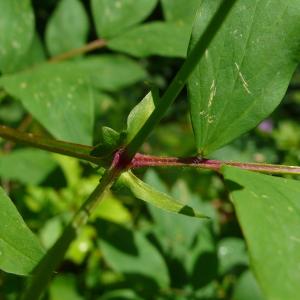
[1,125,300,175]
[4,2,239,298]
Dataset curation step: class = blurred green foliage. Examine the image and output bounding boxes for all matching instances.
[0,0,300,299]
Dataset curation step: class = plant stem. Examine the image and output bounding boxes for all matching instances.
[123,0,237,160]
[3,115,32,153]
[21,166,120,300]
[2,125,300,175]
[48,39,107,63]
[0,125,102,164]
[130,154,300,175]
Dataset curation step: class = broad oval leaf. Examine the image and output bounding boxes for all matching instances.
[91,0,158,38]
[0,0,34,73]
[161,0,201,25]
[108,22,190,58]
[74,55,146,91]
[0,187,44,275]
[118,171,208,218]
[45,0,89,57]
[0,63,94,144]
[223,166,300,300]
[188,0,300,155]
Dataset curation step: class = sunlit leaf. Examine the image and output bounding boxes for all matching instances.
[0,63,94,144]
[126,91,155,144]
[118,171,208,218]
[188,0,300,154]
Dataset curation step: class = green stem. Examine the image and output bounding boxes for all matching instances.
[124,0,237,159]
[0,125,102,164]
[21,167,120,300]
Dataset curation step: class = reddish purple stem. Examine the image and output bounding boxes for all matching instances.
[130,153,300,175]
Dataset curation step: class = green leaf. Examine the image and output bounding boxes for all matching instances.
[101,126,120,146]
[49,274,83,300]
[91,127,123,157]
[161,0,201,25]
[92,192,132,224]
[126,91,155,144]
[45,0,89,57]
[185,225,217,289]
[95,219,170,287]
[118,171,208,218]
[0,187,44,275]
[232,270,266,300]
[0,63,94,144]
[0,149,57,185]
[14,33,46,72]
[100,289,143,300]
[217,238,248,275]
[108,22,190,58]
[223,166,300,300]
[0,0,34,73]
[91,0,158,38]
[188,0,300,155]
[74,55,146,91]
[144,170,211,258]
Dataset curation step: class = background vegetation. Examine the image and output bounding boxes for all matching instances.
[1,0,300,299]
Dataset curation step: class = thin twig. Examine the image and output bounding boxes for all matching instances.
[3,115,32,153]
[1,115,33,193]
[48,39,107,63]
[0,125,101,164]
